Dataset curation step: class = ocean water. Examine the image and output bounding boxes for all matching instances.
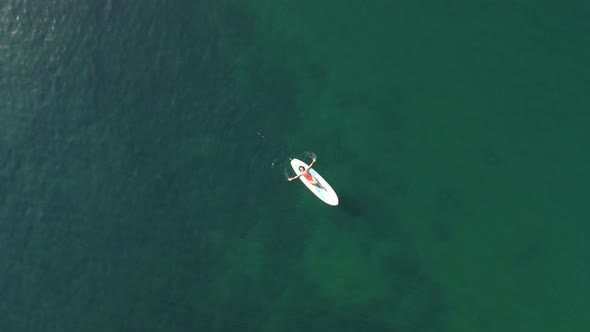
[1,0,589,331]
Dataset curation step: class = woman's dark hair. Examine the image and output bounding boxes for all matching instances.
[299,166,305,171]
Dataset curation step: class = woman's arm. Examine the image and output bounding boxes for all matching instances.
[308,157,317,168]
[287,174,302,181]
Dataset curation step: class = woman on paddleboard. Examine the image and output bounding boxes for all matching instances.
[287,157,326,190]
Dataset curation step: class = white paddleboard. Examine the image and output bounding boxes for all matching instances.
[290,158,339,206]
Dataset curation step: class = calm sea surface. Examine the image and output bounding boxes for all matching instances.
[1,0,589,331]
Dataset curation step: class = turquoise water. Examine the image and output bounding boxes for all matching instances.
[1,0,589,331]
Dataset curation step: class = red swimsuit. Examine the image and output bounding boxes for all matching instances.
[302,171,314,182]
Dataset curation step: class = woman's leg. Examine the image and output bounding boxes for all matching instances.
[312,179,326,190]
